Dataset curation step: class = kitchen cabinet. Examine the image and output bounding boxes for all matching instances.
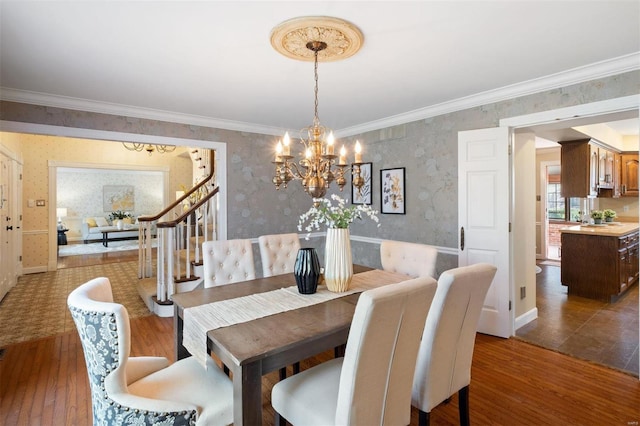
[620,153,639,197]
[559,139,596,198]
[559,139,623,198]
[560,225,639,301]
[598,148,615,189]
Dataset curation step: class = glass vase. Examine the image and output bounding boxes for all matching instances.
[324,228,353,292]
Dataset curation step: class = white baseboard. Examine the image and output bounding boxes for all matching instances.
[23,266,48,275]
[515,307,538,330]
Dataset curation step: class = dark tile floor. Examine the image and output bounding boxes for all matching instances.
[516,263,639,377]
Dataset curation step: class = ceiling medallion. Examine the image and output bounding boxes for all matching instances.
[270,16,364,62]
[269,16,366,204]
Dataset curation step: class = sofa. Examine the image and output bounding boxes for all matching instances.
[81,216,140,244]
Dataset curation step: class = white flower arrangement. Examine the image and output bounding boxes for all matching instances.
[298,194,380,237]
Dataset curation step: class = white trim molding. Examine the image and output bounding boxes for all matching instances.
[338,53,640,137]
[515,307,538,331]
[0,88,286,137]
[2,53,637,139]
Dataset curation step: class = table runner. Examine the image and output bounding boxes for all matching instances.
[183,269,408,369]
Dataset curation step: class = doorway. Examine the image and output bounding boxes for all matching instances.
[509,103,639,376]
[539,160,562,261]
[0,121,229,273]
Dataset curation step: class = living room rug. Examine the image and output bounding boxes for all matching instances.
[0,261,151,348]
[58,239,157,257]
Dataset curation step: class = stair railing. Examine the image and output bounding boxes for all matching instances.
[137,148,220,304]
[155,185,219,302]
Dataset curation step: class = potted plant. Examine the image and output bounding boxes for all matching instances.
[603,209,617,222]
[298,194,380,292]
[590,210,604,224]
[109,210,133,229]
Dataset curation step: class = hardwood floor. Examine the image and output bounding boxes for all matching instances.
[518,263,639,376]
[2,252,636,424]
[57,245,140,269]
[1,314,639,425]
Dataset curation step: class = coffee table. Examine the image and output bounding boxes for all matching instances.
[100,227,138,247]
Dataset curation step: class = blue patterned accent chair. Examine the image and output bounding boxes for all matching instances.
[68,277,233,425]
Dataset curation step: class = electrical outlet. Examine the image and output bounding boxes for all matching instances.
[36,199,45,206]
[520,286,526,299]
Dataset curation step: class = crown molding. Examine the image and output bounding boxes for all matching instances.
[1,53,638,138]
[336,53,640,137]
[0,88,286,137]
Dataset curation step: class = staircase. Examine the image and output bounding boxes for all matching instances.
[135,149,219,317]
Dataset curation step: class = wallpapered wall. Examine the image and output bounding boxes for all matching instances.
[1,133,193,269]
[1,71,638,287]
[57,169,165,240]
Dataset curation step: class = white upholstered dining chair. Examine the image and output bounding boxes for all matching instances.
[202,239,255,287]
[258,233,301,277]
[68,277,233,426]
[411,263,497,426]
[380,239,438,278]
[271,275,438,426]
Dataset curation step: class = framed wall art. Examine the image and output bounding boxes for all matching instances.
[352,162,372,205]
[103,185,135,212]
[380,167,405,214]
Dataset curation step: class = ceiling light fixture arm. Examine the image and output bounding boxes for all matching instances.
[270,17,365,205]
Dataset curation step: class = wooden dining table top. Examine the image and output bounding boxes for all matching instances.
[171,265,411,425]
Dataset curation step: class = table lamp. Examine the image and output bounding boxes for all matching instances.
[56,208,67,230]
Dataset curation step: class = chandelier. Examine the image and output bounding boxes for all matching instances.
[122,142,176,156]
[270,17,365,202]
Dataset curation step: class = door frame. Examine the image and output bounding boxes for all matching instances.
[0,120,228,272]
[539,160,561,260]
[499,95,638,344]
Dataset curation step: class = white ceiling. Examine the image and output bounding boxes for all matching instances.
[1,1,639,137]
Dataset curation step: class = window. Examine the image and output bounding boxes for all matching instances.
[547,182,564,219]
[547,165,582,221]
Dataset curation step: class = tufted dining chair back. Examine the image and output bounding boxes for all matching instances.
[411,263,497,426]
[258,233,301,277]
[380,239,438,278]
[202,239,256,287]
[271,276,437,425]
[68,277,233,425]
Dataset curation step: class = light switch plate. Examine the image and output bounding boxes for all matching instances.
[36,199,45,206]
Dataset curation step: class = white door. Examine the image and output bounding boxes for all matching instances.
[458,127,512,338]
[0,152,12,300]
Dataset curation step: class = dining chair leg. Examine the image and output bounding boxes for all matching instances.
[279,363,300,380]
[418,409,430,426]
[459,385,470,426]
[275,411,287,426]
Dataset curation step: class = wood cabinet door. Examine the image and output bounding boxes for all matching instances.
[618,248,628,294]
[589,144,599,196]
[614,153,622,197]
[621,153,639,197]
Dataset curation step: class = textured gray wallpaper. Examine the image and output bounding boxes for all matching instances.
[1,70,638,277]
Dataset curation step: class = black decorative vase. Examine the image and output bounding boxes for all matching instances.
[294,248,321,294]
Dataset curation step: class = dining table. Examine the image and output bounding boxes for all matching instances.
[172,265,411,426]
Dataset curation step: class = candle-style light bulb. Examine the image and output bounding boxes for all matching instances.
[275,141,283,161]
[283,132,291,156]
[305,147,312,159]
[354,140,362,163]
[326,132,335,155]
[339,145,347,165]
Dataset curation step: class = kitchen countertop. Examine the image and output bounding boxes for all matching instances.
[559,222,639,236]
